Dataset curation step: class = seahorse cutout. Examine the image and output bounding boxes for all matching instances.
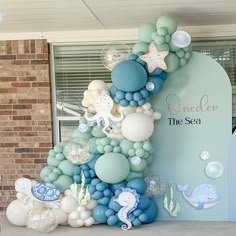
[114,188,140,230]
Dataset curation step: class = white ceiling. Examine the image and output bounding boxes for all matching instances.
[0,0,236,33]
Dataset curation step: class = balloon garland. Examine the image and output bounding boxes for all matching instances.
[6,15,192,232]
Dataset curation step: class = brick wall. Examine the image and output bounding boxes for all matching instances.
[0,39,53,211]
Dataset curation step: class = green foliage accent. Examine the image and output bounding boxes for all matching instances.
[163,182,180,217]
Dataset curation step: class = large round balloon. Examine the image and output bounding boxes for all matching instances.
[6,199,29,226]
[63,140,92,164]
[95,153,130,184]
[121,113,154,142]
[111,60,147,92]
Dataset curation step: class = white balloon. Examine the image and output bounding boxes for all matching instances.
[85,217,95,226]
[6,199,29,226]
[61,196,78,214]
[121,113,154,142]
[52,208,68,225]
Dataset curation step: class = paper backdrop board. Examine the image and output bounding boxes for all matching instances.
[150,52,233,221]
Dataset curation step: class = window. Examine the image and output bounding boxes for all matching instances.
[51,40,236,143]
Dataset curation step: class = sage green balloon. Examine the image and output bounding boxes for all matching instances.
[156,16,177,35]
[120,139,134,156]
[47,156,60,167]
[138,23,157,43]
[87,137,100,154]
[132,42,149,54]
[40,166,54,179]
[95,153,130,184]
[91,125,106,138]
[54,144,64,153]
[165,52,180,72]
[58,160,75,176]
[129,157,147,172]
[72,128,93,140]
[53,175,73,193]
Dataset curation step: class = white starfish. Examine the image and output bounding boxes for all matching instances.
[139,44,169,73]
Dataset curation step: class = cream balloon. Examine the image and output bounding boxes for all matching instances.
[121,113,154,141]
[61,196,78,214]
[6,199,29,226]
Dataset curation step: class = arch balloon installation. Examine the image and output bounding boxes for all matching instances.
[6,15,193,232]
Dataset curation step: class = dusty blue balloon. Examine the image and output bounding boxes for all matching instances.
[127,177,147,194]
[146,76,164,94]
[132,42,149,54]
[93,205,109,223]
[142,199,158,223]
[112,60,147,93]
[138,23,157,43]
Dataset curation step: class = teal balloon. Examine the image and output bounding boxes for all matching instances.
[165,52,180,72]
[142,199,158,223]
[58,160,75,176]
[53,175,73,193]
[132,42,149,54]
[92,205,109,223]
[112,60,147,93]
[156,16,177,35]
[127,177,147,194]
[138,23,157,43]
[95,153,130,184]
[47,156,60,167]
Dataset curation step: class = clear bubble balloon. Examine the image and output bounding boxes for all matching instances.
[205,161,224,179]
[27,207,58,233]
[101,42,131,71]
[171,31,191,48]
[63,140,92,164]
[145,176,166,198]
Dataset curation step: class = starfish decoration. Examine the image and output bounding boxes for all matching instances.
[139,44,169,73]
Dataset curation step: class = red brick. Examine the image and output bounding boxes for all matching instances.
[13,104,32,109]
[11,60,30,65]
[37,99,51,104]
[6,41,12,54]
[21,153,40,158]
[31,60,48,65]
[30,40,35,53]
[12,82,31,87]
[0,143,19,147]
[0,105,12,109]
[34,148,50,153]
[17,54,36,59]
[18,76,36,81]
[15,148,34,153]
[24,40,30,54]
[0,88,17,93]
[39,142,53,147]
[15,159,33,164]
[13,116,31,120]
[19,132,38,136]
[32,82,50,87]
[14,127,32,131]
[0,110,17,115]
[0,77,17,82]
[18,99,37,104]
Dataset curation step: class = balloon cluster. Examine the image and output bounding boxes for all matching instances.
[6,15,191,233]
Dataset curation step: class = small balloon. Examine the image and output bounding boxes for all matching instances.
[171,31,191,48]
[145,176,166,198]
[101,42,131,71]
[63,140,92,164]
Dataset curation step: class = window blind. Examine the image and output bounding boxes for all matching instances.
[53,43,132,116]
